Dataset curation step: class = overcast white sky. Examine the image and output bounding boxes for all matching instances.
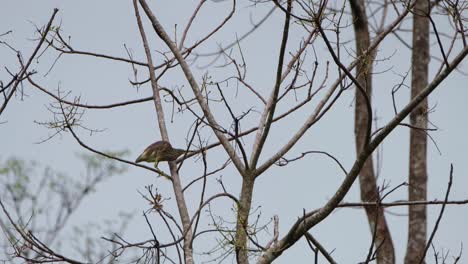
[1,1,467,263]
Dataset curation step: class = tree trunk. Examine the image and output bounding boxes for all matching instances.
[350,0,395,263]
[405,0,429,263]
[235,177,255,264]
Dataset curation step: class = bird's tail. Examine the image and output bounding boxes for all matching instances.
[174,148,197,162]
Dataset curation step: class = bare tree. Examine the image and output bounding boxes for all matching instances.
[1,0,467,263]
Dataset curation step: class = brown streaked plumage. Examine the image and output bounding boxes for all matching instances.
[135,141,187,168]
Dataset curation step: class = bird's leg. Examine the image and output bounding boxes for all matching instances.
[154,160,159,168]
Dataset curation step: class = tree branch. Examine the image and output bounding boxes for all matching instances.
[257,45,468,264]
[138,0,246,176]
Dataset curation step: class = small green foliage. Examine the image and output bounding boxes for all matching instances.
[0,167,9,175]
[49,25,61,32]
[0,157,35,201]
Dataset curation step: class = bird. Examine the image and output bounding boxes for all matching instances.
[135,140,190,168]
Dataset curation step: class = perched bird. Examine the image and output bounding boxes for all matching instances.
[135,140,189,168]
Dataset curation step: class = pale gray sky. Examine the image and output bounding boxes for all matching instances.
[1,1,467,263]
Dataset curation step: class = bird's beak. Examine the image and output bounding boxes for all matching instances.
[135,155,143,163]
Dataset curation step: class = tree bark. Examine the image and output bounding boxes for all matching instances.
[350,0,395,263]
[405,0,429,263]
[235,176,255,264]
